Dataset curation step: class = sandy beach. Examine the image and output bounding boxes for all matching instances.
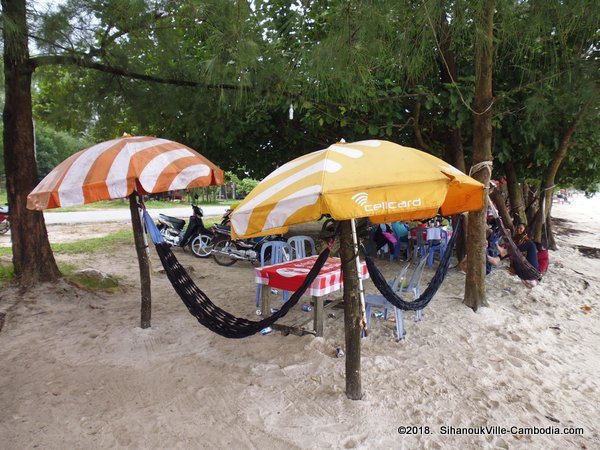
[1,195,599,449]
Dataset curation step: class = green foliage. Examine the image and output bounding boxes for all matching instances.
[34,122,92,178]
[18,0,600,189]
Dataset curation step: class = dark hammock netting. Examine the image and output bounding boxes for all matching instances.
[490,216,542,281]
[153,242,330,339]
[487,193,542,281]
[364,215,463,311]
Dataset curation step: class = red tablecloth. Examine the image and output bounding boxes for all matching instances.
[255,256,369,297]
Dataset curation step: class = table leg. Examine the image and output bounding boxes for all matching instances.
[260,285,271,317]
[314,295,324,337]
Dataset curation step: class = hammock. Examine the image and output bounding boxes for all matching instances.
[488,196,542,281]
[142,208,330,338]
[490,217,542,281]
[364,215,462,311]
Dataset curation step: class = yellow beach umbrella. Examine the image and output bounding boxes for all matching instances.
[231,139,484,239]
[231,139,484,400]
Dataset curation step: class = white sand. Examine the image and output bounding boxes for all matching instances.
[1,195,599,449]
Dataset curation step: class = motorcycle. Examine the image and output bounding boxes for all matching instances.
[211,209,286,266]
[0,205,9,234]
[156,204,214,258]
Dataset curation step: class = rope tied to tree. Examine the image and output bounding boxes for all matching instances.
[469,161,494,180]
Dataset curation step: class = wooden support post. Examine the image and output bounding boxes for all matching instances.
[260,285,271,317]
[339,220,362,400]
[129,194,152,329]
[314,295,324,337]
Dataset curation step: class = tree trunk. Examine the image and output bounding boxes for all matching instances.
[489,189,512,229]
[2,0,61,284]
[339,220,362,400]
[464,0,494,312]
[546,204,557,251]
[532,106,588,243]
[503,161,523,229]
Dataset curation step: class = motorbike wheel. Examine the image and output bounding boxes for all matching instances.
[212,237,238,266]
[0,221,9,234]
[190,234,213,258]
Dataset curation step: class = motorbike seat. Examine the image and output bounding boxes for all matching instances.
[158,214,185,230]
[214,224,231,233]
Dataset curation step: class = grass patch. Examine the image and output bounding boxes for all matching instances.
[0,229,134,258]
[61,263,122,292]
[51,229,133,254]
[0,261,122,292]
[0,263,14,284]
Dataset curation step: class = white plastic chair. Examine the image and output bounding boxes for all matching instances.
[287,235,316,259]
[364,255,428,340]
[255,241,293,307]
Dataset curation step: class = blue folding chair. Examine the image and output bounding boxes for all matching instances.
[255,241,293,307]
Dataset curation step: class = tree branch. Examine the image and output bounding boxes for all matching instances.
[28,54,242,90]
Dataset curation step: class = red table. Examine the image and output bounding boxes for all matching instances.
[255,256,369,336]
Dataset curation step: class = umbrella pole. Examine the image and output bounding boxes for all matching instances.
[129,193,152,329]
[350,218,367,333]
[340,220,362,400]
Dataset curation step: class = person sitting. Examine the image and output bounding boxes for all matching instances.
[390,221,409,260]
[460,227,503,275]
[512,223,539,271]
[513,221,529,247]
[391,221,409,243]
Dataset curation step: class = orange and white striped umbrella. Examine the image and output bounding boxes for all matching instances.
[231,140,484,238]
[27,136,224,210]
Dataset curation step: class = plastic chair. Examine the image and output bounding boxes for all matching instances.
[287,235,316,259]
[410,227,428,263]
[391,239,410,261]
[255,241,293,307]
[364,256,428,340]
[427,229,448,267]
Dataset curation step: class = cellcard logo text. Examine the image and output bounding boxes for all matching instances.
[351,192,422,212]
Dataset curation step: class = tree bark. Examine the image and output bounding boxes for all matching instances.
[339,220,362,400]
[464,0,494,312]
[2,0,61,284]
[489,189,512,229]
[546,203,557,251]
[503,161,523,228]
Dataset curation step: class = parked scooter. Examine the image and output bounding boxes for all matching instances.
[211,209,287,266]
[0,205,9,234]
[156,204,213,258]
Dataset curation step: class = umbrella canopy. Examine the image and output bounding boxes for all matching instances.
[27,135,223,330]
[27,136,224,210]
[231,139,484,239]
